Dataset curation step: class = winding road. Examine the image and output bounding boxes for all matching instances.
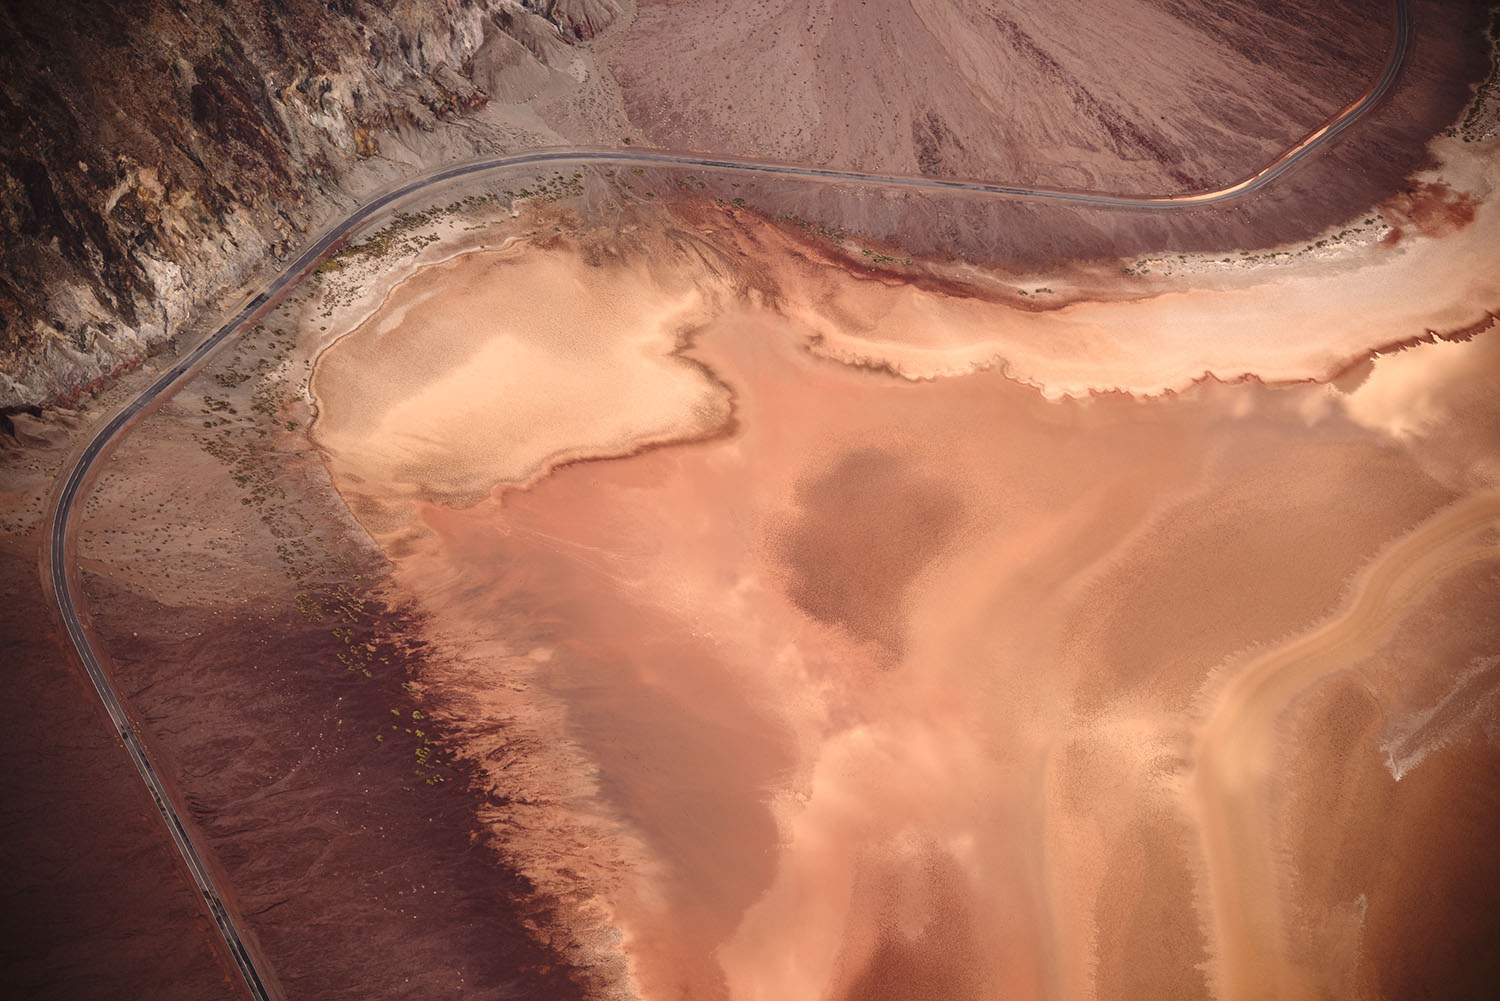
[42,2,1411,997]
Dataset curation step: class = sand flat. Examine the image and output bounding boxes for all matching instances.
[605,0,1388,191]
[307,194,1500,1000]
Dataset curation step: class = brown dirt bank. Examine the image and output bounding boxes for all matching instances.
[8,0,1491,412]
[646,169,1500,398]
[0,544,237,1001]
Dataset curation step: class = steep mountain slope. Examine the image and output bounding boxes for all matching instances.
[0,0,622,409]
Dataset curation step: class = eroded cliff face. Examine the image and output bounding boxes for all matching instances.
[0,0,621,409]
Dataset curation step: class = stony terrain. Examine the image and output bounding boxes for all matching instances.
[0,0,625,409]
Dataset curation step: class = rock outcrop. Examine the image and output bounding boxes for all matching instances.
[0,0,618,410]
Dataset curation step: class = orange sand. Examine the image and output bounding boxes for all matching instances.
[310,212,1500,1000]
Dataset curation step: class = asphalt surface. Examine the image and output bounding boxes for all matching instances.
[42,1,1410,997]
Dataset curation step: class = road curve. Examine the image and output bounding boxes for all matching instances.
[42,2,1409,997]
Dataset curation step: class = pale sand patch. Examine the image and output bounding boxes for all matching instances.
[310,241,731,521]
[1381,653,1500,782]
[1344,332,1500,446]
[1337,326,1500,494]
[783,139,1500,397]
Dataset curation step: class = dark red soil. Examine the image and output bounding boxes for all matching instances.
[0,544,238,1001]
[78,566,589,1001]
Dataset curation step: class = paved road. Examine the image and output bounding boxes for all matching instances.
[42,2,1409,997]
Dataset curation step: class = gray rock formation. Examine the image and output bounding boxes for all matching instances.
[0,0,620,409]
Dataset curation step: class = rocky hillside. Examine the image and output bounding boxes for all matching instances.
[2,0,1489,411]
[0,0,622,410]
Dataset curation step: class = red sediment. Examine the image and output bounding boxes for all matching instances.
[0,545,238,1001]
[1381,180,1479,238]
